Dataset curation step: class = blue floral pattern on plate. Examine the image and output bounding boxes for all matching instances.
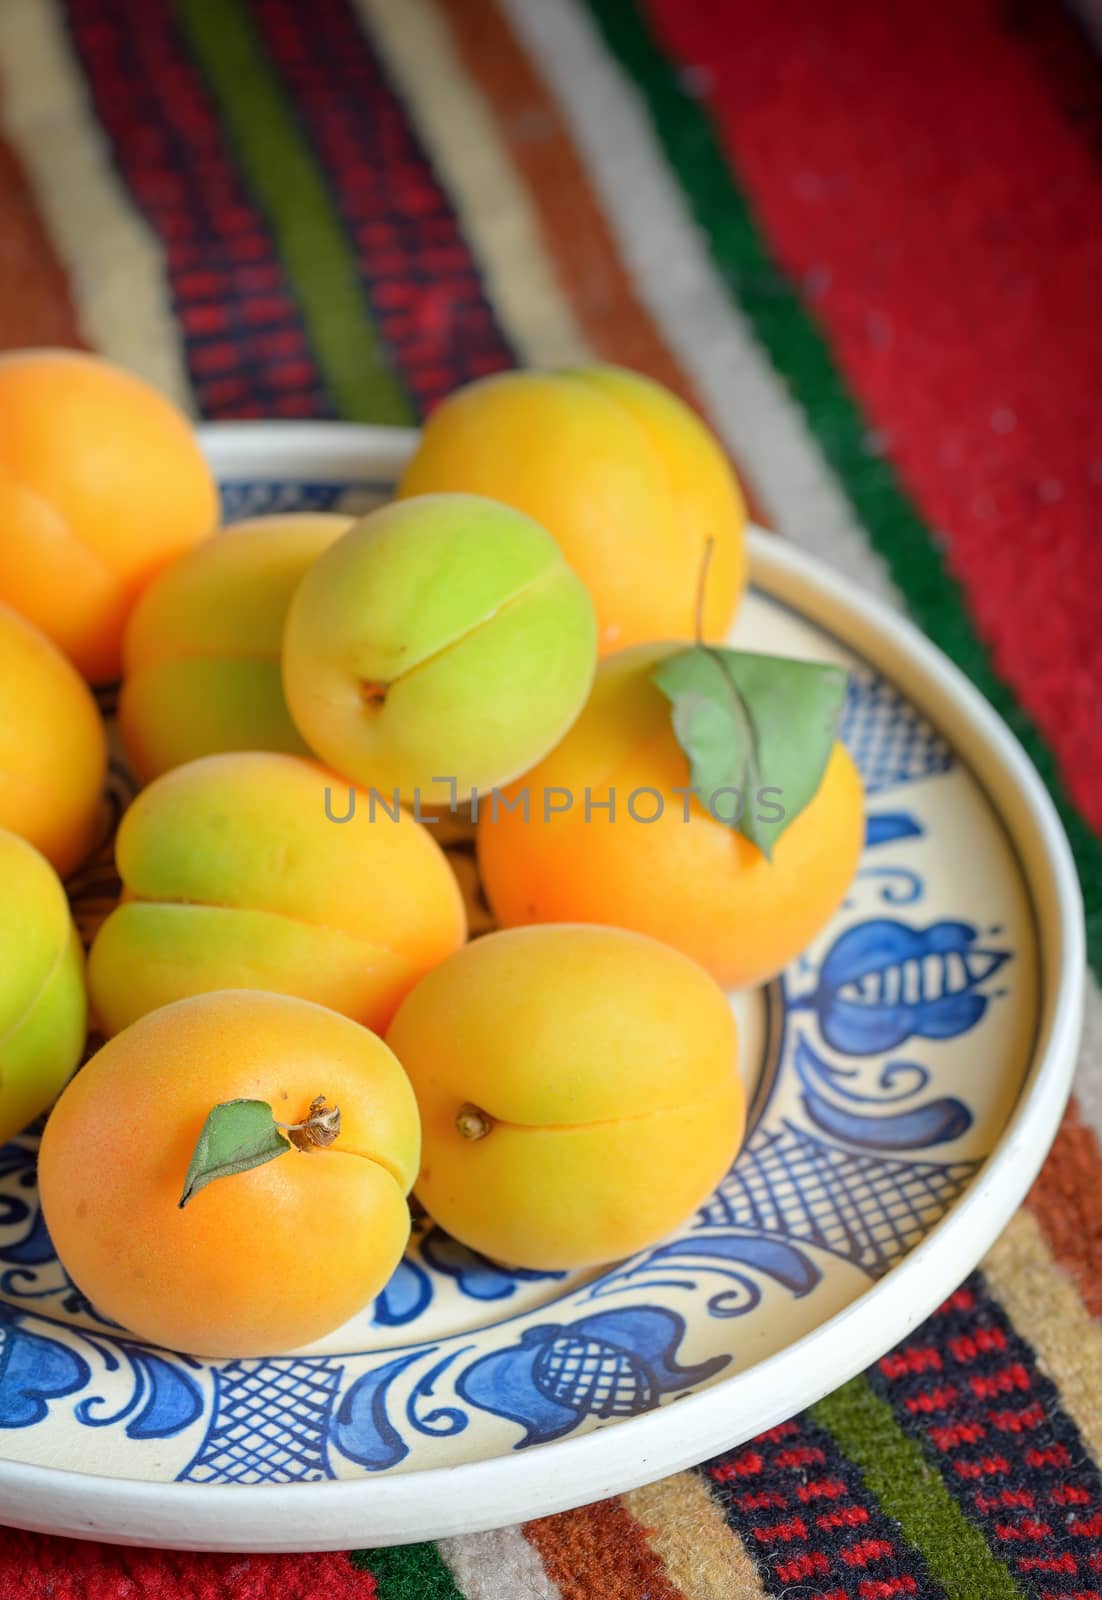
[0,475,1038,1484]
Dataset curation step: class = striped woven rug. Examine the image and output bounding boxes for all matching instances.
[2,1,1102,1594]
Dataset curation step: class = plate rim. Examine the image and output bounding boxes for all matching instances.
[0,421,1083,1551]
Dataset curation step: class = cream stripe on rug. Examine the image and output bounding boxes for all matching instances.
[982,1207,1102,1462]
[440,1524,562,1599]
[625,1473,767,1598]
[0,0,193,408]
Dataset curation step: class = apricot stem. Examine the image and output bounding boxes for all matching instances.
[360,679,389,710]
[456,1103,493,1141]
[277,1094,341,1151]
[694,536,716,645]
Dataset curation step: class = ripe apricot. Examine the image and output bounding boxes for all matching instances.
[386,925,744,1270]
[88,751,466,1036]
[0,602,106,878]
[0,349,218,682]
[0,830,87,1146]
[120,512,353,780]
[38,990,420,1355]
[476,645,864,989]
[398,365,747,655]
[283,494,597,805]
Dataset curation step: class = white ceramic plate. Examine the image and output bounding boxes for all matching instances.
[0,424,1083,1551]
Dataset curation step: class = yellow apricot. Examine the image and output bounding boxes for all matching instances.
[38,990,420,1356]
[386,925,745,1269]
[476,644,864,989]
[0,603,106,878]
[120,513,354,780]
[0,829,87,1146]
[0,349,217,682]
[398,365,746,655]
[88,752,466,1036]
[282,494,597,805]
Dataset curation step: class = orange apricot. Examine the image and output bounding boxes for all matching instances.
[476,644,864,989]
[0,602,106,877]
[386,925,744,1270]
[0,349,218,682]
[38,990,421,1356]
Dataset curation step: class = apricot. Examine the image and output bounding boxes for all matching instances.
[477,645,864,990]
[283,494,597,805]
[0,349,218,682]
[397,365,747,656]
[386,925,744,1269]
[0,603,106,878]
[38,990,420,1355]
[87,751,466,1036]
[120,512,354,781]
[0,830,87,1146]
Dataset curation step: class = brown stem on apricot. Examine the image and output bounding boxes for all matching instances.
[456,1103,493,1141]
[694,536,716,646]
[278,1095,341,1151]
[361,679,389,710]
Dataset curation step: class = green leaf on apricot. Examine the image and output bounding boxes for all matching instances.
[178,1098,291,1209]
[651,647,848,860]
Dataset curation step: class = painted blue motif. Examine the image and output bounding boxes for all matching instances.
[0,475,1028,1481]
[797,918,1010,1055]
[73,1343,203,1441]
[372,1230,566,1327]
[331,1351,421,1471]
[865,812,924,848]
[419,1228,567,1300]
[0,1306,89,1427]
[591,1231,821,1318]
[373,1259,433,1328]
[793,1035,972,1150]
[840,671,953,793]
[457,1310,727,1447]
[703,1123,978,1278]
[181,1359,343,1484]
[220,481,374,521]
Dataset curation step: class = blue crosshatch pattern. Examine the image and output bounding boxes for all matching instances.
[0,477,1026,1482]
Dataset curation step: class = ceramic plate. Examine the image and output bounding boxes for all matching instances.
[0,424,1083,1551]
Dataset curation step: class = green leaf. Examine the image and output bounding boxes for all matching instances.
[652,647,848,859]
[178,1098,291,1209]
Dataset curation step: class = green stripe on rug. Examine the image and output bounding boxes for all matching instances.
[174,0,414,425]
[351,1540,466,1597]
[582,0,1102,976]
[813,1377,1024,1600]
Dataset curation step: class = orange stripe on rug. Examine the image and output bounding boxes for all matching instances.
[0,133,84,351]
[1024,1097,1102,1322]
[982,1205,1102,1466]
[624,1472,768,1598]
[524,1498,686,1600]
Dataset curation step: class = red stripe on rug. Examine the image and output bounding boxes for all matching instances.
[0,1532,376,1600]
[872,1278,1102,1585]
[644,0,1102,832]
[64,0,334,419]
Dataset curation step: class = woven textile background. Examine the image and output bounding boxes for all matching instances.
[2,0,1102,1594]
